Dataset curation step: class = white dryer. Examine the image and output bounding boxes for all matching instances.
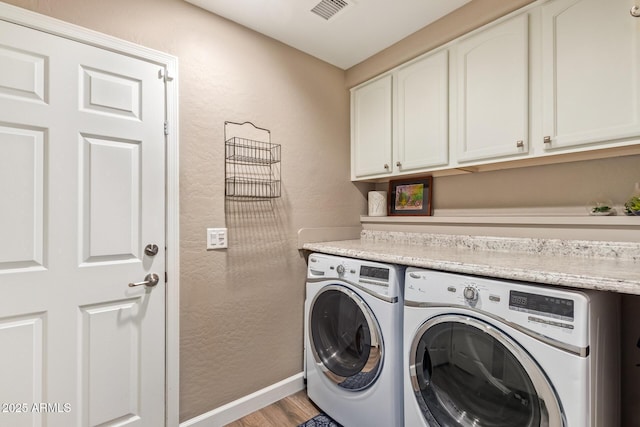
[403,268,620,427]
[304,253,404,427]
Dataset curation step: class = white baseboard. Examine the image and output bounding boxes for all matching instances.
[180,372,305,427]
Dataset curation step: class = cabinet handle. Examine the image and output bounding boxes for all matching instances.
[384,164,389,170]
[516,140,524,148]
[396,161,402,168]
[543,136,552,144]
[631,6,640,17]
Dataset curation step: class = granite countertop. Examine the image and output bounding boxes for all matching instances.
[302,231,640,295]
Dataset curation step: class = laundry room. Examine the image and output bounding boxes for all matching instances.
[0,0,639,426]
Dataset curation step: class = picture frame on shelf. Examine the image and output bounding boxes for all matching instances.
[388,176,433,216]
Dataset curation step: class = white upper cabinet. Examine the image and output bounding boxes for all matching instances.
[395,50,449,173]
[350,0,640,182]
[540,0,640,151]
[351,75,392,179]
[453,13,530,163]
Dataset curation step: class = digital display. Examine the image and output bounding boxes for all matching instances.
[360,266,389,281]
[511,295,528,306]
[509,290,574,321]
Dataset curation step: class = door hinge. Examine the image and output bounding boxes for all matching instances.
[164,121,169,136]
[158,68,174,82]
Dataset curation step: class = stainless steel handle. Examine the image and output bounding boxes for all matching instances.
[631,5,640,17]
[516,140,524,148]
[543,136,552,144]
[144,244,159,256]
[129,273,160,288]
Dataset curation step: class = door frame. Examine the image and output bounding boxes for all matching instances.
[0,3,180,426]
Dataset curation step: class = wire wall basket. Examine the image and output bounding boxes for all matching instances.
[225,121,281,199]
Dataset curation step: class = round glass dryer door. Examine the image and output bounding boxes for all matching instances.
[309,285,383,391]
[410,315,563,427]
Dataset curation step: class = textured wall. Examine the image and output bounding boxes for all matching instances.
[1,0,366,421]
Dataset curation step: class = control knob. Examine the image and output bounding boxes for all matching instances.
[463,286,478,303]
[336,264,346,275]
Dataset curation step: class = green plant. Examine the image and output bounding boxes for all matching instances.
[591,205,611,213]
[625,196,640,214]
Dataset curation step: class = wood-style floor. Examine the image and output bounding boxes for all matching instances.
[225,390,321,427]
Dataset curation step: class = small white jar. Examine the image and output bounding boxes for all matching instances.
[368,191,387,217]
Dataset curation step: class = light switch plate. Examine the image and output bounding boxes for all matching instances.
[207,228,228,249]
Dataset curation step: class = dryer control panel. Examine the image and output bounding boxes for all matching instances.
[405,267,590,348]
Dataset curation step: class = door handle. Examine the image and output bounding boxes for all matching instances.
[128,273,160,288]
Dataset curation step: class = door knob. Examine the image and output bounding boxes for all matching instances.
[128,273,160,288]
[144,244,159,256]
[631,5,640,17]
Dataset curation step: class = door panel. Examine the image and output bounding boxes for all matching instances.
[80,66,142,119]
[0,314,45,427]
[0,18,165,427]
[0,44,47,103]
[80,300,142,426]
[81,135,141,262]
[0,126,44,269]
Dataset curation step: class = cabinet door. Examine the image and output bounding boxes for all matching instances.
[396,50,449,172]
[351,75,392,179]
[455,14,529,163]
[541,0,640,150]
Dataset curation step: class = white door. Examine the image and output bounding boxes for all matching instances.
[454,13,529,163]
[541,0,640,150]
[0,18,166,427]
[351,75,393,179]
[395,50,449,173]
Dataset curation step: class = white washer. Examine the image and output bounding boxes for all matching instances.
[305,253,404,427]
[403,268,620,427]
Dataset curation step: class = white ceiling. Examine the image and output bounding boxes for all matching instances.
[185,0,471,69]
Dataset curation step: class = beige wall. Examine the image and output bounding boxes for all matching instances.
[433,156,640,212]
[1,0,366,421]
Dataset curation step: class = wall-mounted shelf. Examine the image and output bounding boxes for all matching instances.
[360,215,640,227]
[225,122,281,199]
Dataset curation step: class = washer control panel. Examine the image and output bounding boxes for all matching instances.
[307,253,403,298]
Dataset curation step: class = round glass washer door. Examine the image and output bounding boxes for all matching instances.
[410,314,563,427]
[309,285,383,391]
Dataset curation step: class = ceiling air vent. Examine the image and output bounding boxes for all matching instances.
[311,0,349,20]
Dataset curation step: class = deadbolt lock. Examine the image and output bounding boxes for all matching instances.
[144,244,159,256]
